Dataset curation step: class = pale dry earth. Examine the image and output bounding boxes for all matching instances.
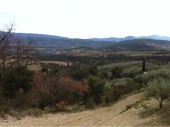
[0,92,162,127]
[40,61,72,66]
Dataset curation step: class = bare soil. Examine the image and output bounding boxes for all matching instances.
[0,92,162,127]
[40,61,72,66]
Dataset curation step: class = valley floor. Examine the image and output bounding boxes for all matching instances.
[0,92,164,126]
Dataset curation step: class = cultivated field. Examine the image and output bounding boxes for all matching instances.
[40,61,72,66]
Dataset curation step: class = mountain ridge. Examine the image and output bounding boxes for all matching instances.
[13,32,170,42]
[11,32,170,51]
[105,39,170,51]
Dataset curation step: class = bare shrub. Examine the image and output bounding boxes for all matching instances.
[33,73,88,109]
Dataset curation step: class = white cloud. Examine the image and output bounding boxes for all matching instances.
[0,0,170,38]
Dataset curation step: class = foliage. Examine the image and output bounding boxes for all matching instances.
[69,65,98,80]
[113,78,134,86]
[69,66,89,80]
[33,73,88,108]
[121,67,142,78]
[99,71,111,79]
[1,25,170,113]
[87,76,106,104]
[89,65,98,75]
[105,78,135,103]
[135,68,170,85]
[111,66,122,78]
[146,78,170,108]
[3,67,33,98]
[84,97,96,109]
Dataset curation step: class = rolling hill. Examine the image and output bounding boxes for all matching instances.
[12,33,170,51]
[13,33,114,49]
[105,39,170,51]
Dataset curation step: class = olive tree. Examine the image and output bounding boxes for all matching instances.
[146,78,170,108]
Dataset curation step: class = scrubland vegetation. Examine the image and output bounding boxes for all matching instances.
[0,25,170,125]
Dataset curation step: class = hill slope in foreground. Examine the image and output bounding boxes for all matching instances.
[0,92,167,126]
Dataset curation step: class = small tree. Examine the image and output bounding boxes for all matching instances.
[0,24,33,98]
[0,24,14,82]
[146,78,170,108]
[111,66,122,78]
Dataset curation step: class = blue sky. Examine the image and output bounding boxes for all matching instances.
[0,0,170,38]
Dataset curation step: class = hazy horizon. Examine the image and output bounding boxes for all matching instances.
[13,32,170,40]
[1,0,170,39]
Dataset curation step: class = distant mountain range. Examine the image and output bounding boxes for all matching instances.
[105,39,170,51]
[91,35,170,42]
[12,33,170,51]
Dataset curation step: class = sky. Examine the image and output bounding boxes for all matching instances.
[0,0,170,38]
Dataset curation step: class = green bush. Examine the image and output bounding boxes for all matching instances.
[89,65,98,75]
[113,78,134,86]
[69,65,98,81]
[38,92,51,109]
[121,67,142,78]
[87,76,106,104]
[3,67,33,98]
[135,68,170,85]
[70,66,89,80]
[105,78,136,103]
[111,66,122,78]
[84,97,96,109]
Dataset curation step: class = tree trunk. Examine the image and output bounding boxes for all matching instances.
[142,59,146,72]
[1,57,5,84]
[159,99,163,108]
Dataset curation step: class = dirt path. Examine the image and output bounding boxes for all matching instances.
[0,92,158,126]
